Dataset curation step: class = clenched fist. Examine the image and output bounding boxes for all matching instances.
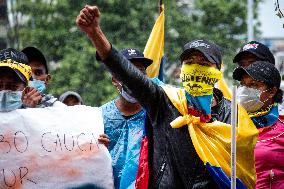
[76,5,101,37]
[76,4,111,60]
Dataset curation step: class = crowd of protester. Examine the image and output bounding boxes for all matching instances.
[0,4,283,189]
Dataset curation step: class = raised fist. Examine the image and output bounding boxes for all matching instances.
[76,5,101,37]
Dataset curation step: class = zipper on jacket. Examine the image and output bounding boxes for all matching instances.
[269,169,274,189]
[153,155,166,188]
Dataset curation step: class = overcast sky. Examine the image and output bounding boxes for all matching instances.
[259,0,284,38]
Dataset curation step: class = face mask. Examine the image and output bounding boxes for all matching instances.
[180,64,222,96]
[236,86,267,112]
[29,79,46,93]
[118,83,138,104]
[0,90,23,112]
[121,88,138,103]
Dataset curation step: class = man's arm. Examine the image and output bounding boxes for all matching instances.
[76,5,111,59]
[76,5,165,117]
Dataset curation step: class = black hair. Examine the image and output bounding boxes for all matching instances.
[267,83,283,103]
[274,89,283,104]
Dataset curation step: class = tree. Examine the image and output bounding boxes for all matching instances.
[7,0,157,106]
[163,0,261,84]
[7,0,260,105]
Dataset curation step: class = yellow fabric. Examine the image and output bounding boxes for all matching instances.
[162,85,258,189]
[0,59,32,82]
[180,64,222,96]
[217,63,232,100]
[144,5,164,78]
[218,77,232,100]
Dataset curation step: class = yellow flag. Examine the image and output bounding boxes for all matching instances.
[144,5,164,78]
[217,63,232,100]
[218,77,232,100]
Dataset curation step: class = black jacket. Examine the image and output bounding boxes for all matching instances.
[211,88,231,124]
[99,48,231,189]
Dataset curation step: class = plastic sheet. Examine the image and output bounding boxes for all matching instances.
[0,105,114,189]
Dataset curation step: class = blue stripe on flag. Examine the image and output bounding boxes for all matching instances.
[158,56,165,82]
[205,162,247,189]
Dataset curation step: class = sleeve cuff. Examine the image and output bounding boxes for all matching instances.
[95,44,117,62]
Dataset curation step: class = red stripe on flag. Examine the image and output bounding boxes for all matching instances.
[135,137,149,189]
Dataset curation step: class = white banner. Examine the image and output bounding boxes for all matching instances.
[0,105,114,189]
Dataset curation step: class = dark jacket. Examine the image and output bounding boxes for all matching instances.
[99,48,230,189]
[211,88,231,124]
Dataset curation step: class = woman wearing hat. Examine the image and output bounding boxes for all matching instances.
[233,61,284,188]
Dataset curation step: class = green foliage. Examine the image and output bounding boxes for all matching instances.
[195,0,248,81]
[164,0,260,84]
[8,0,260,105]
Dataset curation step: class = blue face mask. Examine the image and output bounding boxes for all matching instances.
[0,90,23,112]
[121,87,138,103]
[30,79,46,93]
[118,82,138,104]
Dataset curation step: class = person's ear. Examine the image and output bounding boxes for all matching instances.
[112,77,118,87]
[45,74,51,86]
[112,77,121,92]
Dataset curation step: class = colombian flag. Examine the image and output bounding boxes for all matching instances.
[135,4,165,189]
[217,65,260,188]
[218,63,232,100]
[162,85,258,189]
[218,77,232,100]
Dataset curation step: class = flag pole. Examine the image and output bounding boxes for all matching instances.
[159,0,163,13]
[231,86,237,189]
[247,0,254,41]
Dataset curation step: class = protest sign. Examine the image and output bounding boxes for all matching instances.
[0,105,113,189]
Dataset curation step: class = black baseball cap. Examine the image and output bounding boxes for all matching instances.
[22,46,49,73]
[233,61,281,88]
[179,39,222,69]
[233,41,275,65]
[120,48,153,68]
[0,48,31,84]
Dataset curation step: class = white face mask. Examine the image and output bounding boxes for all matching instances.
[236,86,267,112]
[118,83,138,104]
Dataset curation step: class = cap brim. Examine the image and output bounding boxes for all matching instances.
[233,50,265,63]
[0,66,28,84]
[180,48,216,65]
[233,67,247,81]
[233,66,260,82]
[14,70,28,84]
[129,57,153,68]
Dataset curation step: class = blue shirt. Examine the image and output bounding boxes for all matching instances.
[101,99,146,189]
